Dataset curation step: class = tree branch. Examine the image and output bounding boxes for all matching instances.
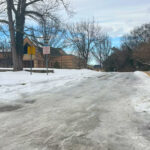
[25,10,44,20]
[11,0,17,14]
[0,19,9,24]
[25,0,42,7]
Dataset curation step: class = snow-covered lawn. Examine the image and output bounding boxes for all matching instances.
[133,71,150,114]
[0,69,99,103]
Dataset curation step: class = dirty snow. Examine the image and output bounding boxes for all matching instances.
[133,71,150,114]
[0,69,150,114]
[0,69,100,103]
[0,72,150,150]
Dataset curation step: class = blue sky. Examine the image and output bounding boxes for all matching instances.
[67,0,150,47]
[111,37,121,47]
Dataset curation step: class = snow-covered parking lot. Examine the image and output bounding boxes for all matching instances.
[0,69,150,150]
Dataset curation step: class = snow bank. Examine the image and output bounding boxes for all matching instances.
[0,69,100,103]
[133,71,150,114]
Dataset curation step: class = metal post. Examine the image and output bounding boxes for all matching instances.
[46,54,48,75]
[44,37,49,75]
[30,54,32,75]
[61,55,62,69]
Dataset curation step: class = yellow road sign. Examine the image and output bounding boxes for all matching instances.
[28,46,36,55]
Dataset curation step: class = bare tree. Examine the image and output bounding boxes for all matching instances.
[121,23,150,67]
[28,19,66,49]
[92,35,111,68]
[65,20,102,68]
[0,0,69,70]
[0,39,10,52]
[133,41,150,66]
[103,23,150,72]
[122,23,150,50]
[25,17,67,68]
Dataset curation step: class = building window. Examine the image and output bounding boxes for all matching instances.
[24,43,30,54]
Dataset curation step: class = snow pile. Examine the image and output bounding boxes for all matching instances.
[0,69,100,103]
[133,71,150,113]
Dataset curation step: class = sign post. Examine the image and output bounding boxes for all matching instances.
[43,42,50,75]
[43,46,50,75]
[30,53,32,75]
[46,54,48,75]
[28,46,36,75]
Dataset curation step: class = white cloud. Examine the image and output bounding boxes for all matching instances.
[69,0,150,37]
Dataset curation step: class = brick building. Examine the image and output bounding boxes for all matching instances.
[0,52,12,68]
[0,37,84,69]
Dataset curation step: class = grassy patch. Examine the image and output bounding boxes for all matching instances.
[145,72,150,77]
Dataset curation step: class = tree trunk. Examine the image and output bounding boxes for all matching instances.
[15,15,25,70]
[14,0,26,71]
[7,0,26,71]
[84,59,88,68]
[6,0,20,71]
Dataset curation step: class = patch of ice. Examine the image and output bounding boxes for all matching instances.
[0,69,100,103]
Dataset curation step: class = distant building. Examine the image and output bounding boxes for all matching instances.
[0,37,84,69]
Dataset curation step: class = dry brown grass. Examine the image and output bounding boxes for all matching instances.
[145,72,150,77]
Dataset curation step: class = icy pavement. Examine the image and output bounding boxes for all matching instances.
[0,71,150,150]
[0,69,100,102]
